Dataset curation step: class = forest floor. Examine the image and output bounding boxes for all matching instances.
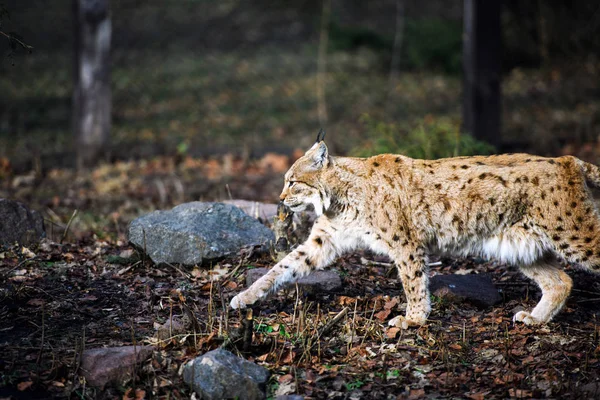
[2,158,600,399]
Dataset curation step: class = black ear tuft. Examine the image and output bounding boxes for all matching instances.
[315,128,326,143]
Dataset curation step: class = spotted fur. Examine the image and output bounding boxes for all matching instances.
[231,139,600,328]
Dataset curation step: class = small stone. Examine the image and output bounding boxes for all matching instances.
[430,274,500,307]
[81,346,153,389]
[183,348,270,400]
[155,317,187,341]
[246,268,342,294]
[0,198,45,246]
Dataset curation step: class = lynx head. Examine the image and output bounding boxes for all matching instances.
[279,130,331,216]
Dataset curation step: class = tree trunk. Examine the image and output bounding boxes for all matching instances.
[462,0,502,149]
[73,0,111,170]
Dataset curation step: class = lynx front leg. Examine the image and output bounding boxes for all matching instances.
[388,248,431,329]
[230,225,342,309]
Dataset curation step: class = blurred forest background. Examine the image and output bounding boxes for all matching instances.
[0,0,599,238]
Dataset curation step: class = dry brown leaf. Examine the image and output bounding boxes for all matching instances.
[27,298,45,306]
[467,392,489,400]
[17,381,33,391]
[305,369,317,384]
[508,388,532,398]
[386,327,400,339]
[374,309,391,322]
[278,374,294,384]
[337,296,356,306]
[408,388,425,399]
[281,349,295,364]
[383,297,399,310]
[224,280,237,290]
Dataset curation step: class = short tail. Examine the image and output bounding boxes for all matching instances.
[578,159,600,188]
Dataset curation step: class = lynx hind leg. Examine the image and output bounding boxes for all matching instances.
[388,249,431,329]
[514,257,573,325]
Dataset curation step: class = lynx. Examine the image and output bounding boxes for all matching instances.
[231,131,600,328]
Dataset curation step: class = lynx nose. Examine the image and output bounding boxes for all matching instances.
[279,193,287,201]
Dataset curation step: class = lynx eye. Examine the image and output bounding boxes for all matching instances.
[288,181,295,188]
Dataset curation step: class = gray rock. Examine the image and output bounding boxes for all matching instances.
[183,348,270,400]
[0,198,45,246]
[128,202,274,266]
[81,346,153,389]
[430,273,501,307]
[247,268,342,293]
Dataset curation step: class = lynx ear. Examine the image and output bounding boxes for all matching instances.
[315,128,326,143]
[309,141,329,168]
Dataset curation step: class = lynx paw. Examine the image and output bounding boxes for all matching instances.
[388,315,426,330]
[230,291,257,309]
[513,311,544,326]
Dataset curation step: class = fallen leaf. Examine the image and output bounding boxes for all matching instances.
[223,280,237,290]
[384,297,399,310]
[17,381,33,391]
[27,298,45,306]
[275,381,295,397]
[21,247,36,258]
[374,309,391,322]
[386,327,400,339]
[281,349,295,364]
[337,296,356,306]
[467,391,489,400]
[305,370,317,384]
[408,388,425,399]
[278,374,294,384]
[508,388,532,398]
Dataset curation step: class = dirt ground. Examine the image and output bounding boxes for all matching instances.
[2,160,600,399]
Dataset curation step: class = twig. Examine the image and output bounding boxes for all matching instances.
[36,304,45,365]
[165,262,190,279]
[242,309,253,352]
[61,209,79,244]
[311,307,349,350]
[0,30,33,51]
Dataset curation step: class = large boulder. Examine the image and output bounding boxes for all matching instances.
[183,348,270,400]
[0,198,45,246]
[128,202,274,266]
